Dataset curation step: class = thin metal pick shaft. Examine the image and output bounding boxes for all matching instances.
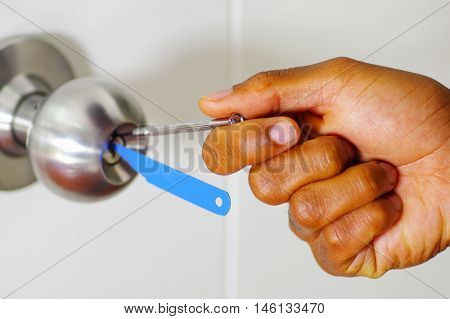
[132,113,244,136]
[118,113,244,149]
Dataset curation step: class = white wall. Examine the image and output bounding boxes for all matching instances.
[0,0,448,298]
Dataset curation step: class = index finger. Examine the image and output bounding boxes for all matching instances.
[202,116,300,175]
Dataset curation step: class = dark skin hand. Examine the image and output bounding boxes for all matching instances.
[199,57,450,278]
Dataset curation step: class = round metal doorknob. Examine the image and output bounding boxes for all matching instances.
[0,36,146,201]
[29,78,146,201]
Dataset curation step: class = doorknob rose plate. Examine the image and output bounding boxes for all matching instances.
[0,36,75,190]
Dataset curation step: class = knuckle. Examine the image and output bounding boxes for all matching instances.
[357,164,382,195]
[267,68,299,81]
[326,57,357,67]
[359,200,391,230]
[245,71,272,91]
[252,71,271,82]
[322,224,348,250]
[202,131,234,175]
[290,188,324,230]
[362,201,386,226]
[301,136,346,177]
[245,69,297,90]
[317,136,346,174]
[249,166,287,205]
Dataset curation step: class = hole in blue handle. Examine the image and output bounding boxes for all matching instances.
[215,197,223,207]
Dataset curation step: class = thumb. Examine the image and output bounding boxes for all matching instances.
[199,57,359,119]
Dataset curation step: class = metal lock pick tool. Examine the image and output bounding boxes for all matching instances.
[118,113,245,148]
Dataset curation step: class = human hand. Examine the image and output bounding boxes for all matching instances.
[199,58,450,278]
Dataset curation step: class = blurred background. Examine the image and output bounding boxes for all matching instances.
[0,0,449,298]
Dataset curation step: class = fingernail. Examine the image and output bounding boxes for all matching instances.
[341,139,355,159]
[388,194,402,211]
[269,121,297,145]
[378,162,397,184]
[202,89,232,101]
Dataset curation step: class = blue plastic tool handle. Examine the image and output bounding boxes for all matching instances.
[114,143,231,216]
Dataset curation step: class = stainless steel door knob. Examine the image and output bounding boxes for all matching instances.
[0,36,146,201]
